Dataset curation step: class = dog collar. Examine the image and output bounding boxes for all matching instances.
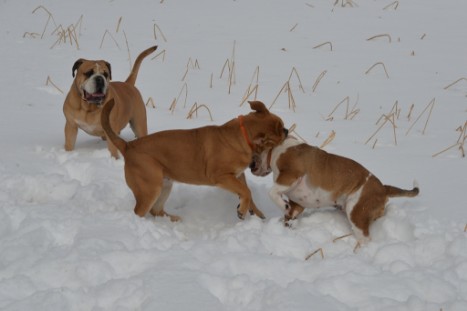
[238,115,254,150]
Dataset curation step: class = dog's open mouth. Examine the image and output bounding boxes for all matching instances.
[83,90,106,104]
[249,154,271,177]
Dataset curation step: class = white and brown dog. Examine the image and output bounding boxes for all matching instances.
[63,45,157,158]
[250,136,419,243]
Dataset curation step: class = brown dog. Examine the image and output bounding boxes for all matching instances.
[101,100,288,220]
[63,45,157,158]
[250,136,419,243]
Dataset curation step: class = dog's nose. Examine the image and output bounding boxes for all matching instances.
[283,128,289,137]
[95,76,105,88]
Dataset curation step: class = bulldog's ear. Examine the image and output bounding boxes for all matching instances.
[248,101,270,114]
[72,59,84,78]
[105,61,112,80]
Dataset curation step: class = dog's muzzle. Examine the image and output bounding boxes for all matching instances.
[83,75,107,104]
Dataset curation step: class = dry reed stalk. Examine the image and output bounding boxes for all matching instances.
[305,248,324,260]
[432,121,467,158]
[32,5,57,39]
[289,67,305,93]
[383,1,399,10]
[353,242,361,253]
[313,42,333,51]
[365,62,390,79]
[333,233,352,243]
[146,97,155,108]
[372,139,378,149]
[153,23,167,42]
[100,30,120,49]
[289,23,298,32]
[210,73,213,89]
[444,77,467,90]
[406,98,435,136]
[312,70,327,93]
[305,3,315,8]
[420,33,427,40]
[186,102,214,121]
[367,34,392,43]
[334,0,357,8]
[45,76,64,94]
[327,96,349,120]
[74,15,84,37]
[116,17,123,33]
[151,49,166,61]
[319,130,336,149]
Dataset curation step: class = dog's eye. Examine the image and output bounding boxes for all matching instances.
[103,72,109,79]
[84,70,94,78]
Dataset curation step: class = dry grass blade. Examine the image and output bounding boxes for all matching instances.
[32,5,57,39]
[406,98,435,136]
[45,76,64,94]
[153,23,167,42]
[151,49,166,61]
[100,29,120,49]
[289,67,305,93]
[333,233,352,243]
[383,1,399,10]
[365,62,390,79]
[313,41,333,51]
[312,70,327,93]
[289,23,298,32]
[269,81,296,112]
[116,17,123,33]
[432,121,467,158]
[444,77,467,90]
[146,97,155,108]
[319,131,336,148]
[367,34,392,43]
[186,102,214,121]
[305,248,324,261]
[239,84,259,107]
[407,103,415,121]
[327,96,360,120]
[365,113,394,145]
[288,123,307,142]
[123,30,132,69]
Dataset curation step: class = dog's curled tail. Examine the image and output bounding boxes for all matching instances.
[385,180,419,198]
[101,99,128,157]
[125,45,158,85]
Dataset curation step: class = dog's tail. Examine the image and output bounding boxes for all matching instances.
[125,45,158,85]
[101,99,128,157]
[385,180,419,198]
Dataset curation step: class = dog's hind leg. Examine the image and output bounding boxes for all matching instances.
[150,178,180,222]
[125,157,163,217]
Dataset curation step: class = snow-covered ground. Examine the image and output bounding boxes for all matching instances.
[1,0,466,310]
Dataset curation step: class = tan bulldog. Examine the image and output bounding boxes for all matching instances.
[63,45,157,158]
[101,100,288,220]
[250,136,419,243]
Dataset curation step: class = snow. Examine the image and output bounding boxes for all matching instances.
[1,0,466,310]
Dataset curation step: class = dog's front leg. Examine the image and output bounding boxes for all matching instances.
[269,183,291,212]
[217,175,254,220]
[64,121,78,151]
[237,173,265,219]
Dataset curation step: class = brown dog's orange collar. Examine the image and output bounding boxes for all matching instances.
[238,115,254,150]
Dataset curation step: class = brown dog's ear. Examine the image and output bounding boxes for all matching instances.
[248,101,270,114]
[72,59,84,78]
[105,61,112,80]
